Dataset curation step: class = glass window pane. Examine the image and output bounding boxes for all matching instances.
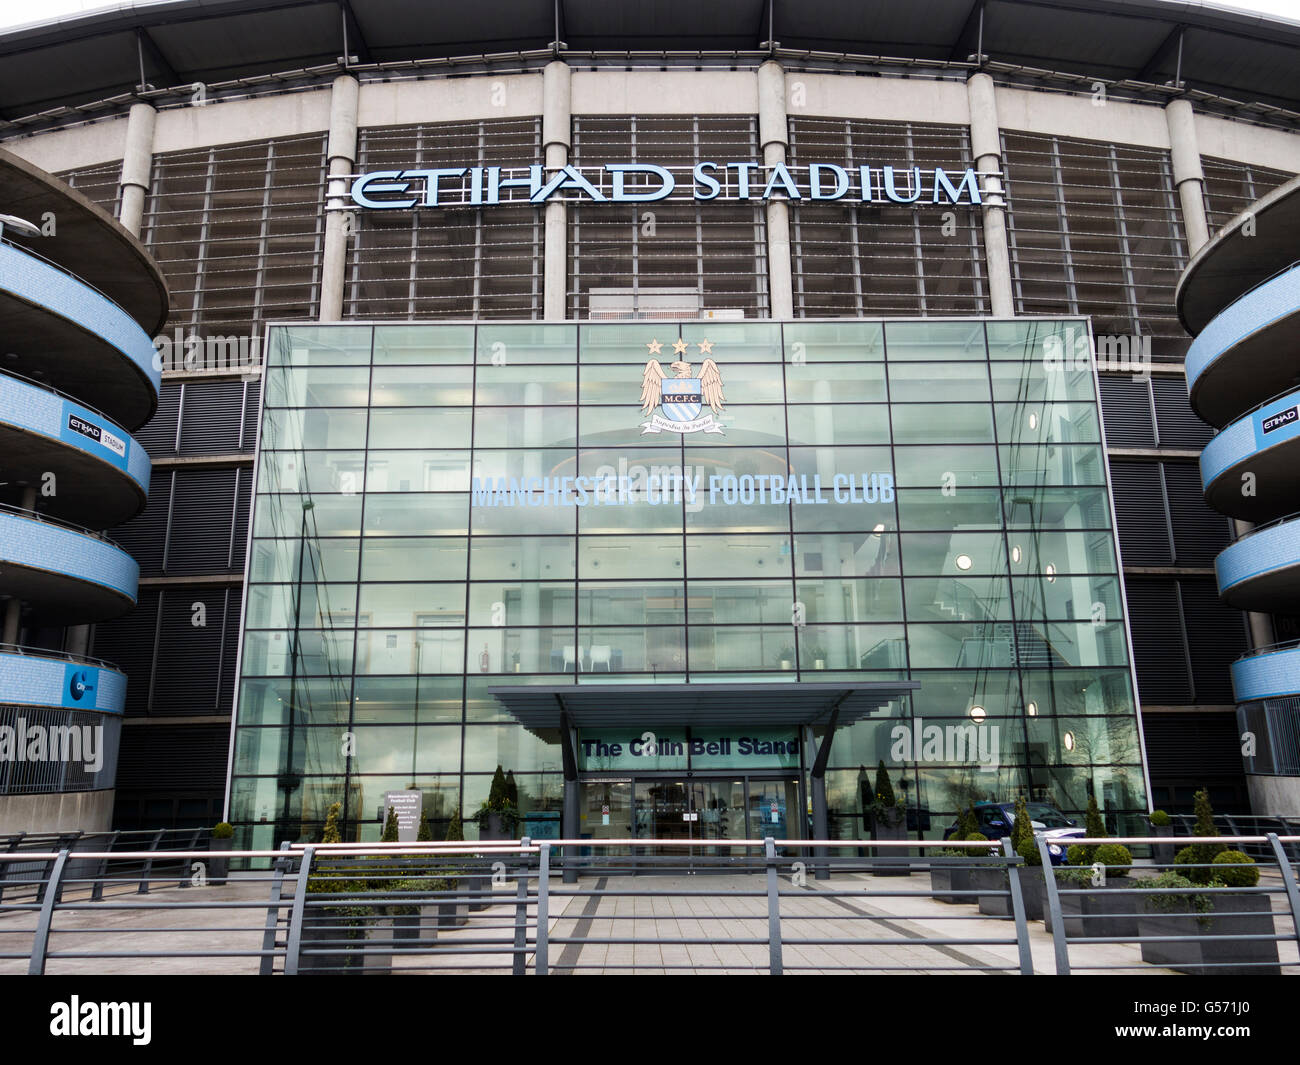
[362,494,468,536]
[269,325,372,366]
[368,408,472,449]
[374,324,474,363]
[358,583,466,627]
[782,321,884,363]
[892,403,994,444]
[477,323,577,363]
[262,408,368,450]
[687,534,791,578]
[885,320,987,360]
[366,450,471,492]
[580,535,682,579]
[371,365,474,406]
[265,367,369,407]
[474,406,577,448]
[797,577,902,623]
[786,405,890,445]
[468,581,576,626]
[578,582,685,625]
[254,494,364,537]
[362,537,467,581]
[887,362,990,402]
[470,536,575,580]
[250,538,359,583]
[475,364,575,405]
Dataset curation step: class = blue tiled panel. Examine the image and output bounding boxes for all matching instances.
[1215,518,1300,593]
[0,651,125,713]
[1185,265,1300,392]
[1200,415,1254,489]
[1233,645,1300,701]
[0,510,138,601]
[0,374,151,494]
[0,242,161,399]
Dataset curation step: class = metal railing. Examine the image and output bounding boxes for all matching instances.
[2,834,1297,975]
[1036,834,1300,976]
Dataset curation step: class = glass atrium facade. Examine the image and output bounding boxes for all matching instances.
[229,318,1149,848]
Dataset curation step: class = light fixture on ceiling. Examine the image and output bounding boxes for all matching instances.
[1063,731,1076,752]
[1026,701,1037,716]
[955,554,973,571]
[969,705,986,722]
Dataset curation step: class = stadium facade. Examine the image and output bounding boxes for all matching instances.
[1,0,1298,840]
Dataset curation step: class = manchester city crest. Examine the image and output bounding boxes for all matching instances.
[639,338,726,435]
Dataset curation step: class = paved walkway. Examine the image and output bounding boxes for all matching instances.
[1,870,1296,975]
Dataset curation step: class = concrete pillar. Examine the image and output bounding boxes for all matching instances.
[117,102,156,237]
[1164,99,1274,650]
[320,75,359,322]
[758,60,794,320]
[966,73,1014,317]
[1165,98,1210,254]
[542,61,572,321]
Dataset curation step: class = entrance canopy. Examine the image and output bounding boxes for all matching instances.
[489,681,918,732]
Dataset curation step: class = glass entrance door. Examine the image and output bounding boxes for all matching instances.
[693,779,746,857]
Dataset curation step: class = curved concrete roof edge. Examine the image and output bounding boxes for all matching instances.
[0,145,169,336]
[1176,170,1300,336]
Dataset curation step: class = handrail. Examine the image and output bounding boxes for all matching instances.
[1225,507,1300,544]
[0,232,135,320]
[0,501,125,549]
[0,642,122,673]
[0,366,131,435]
[1236,638,1300,662]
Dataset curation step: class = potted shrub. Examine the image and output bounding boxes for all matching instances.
[778,645,795,671]
[1136,855,1280,975]
[1046,843,1142,938]
[1148,809,1175,866]
[931,806,978,903]
[978,797,1045,920]
[298,803,392,975]
[438,807,469,927]
[207,822,233,885]
[811,645,827,670]
[962,832,1007,904]
[477,765,518,841]
[866,762,909,876]
[390,876,445,943]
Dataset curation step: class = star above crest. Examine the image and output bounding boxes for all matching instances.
[697,339,713,355]
[646,338,663,355]
[672,338,688,356]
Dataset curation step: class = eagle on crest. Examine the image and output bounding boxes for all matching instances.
[640,358,726,415]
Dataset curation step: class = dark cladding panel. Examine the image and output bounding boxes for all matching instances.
[1126,579,1192,704]
[1098,376,1155,447]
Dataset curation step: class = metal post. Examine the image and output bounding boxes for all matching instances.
[513,837,531,976]
[90,830,120,902]
[284,845,316,976]
[260,842,293,976]
[137,828,164,894]
[764,837,784,975]
[28,848,70,975]
[536,842,550,976]
[1001,838,1034,975]
[178,828,202,887]
[1267,833,1300,953]
[1038,836,1070,975]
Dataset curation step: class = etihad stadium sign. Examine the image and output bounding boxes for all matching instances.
[349,160,982,210]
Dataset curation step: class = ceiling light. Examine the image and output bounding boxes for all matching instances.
[969,705,986,722]
[955,554,973,571]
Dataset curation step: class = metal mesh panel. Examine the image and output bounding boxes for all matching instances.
[1202,156,1295,233]
[347,119,542,319]
[0,706,121,794]
[57,161,122,216]
[1002,132,1188,359]
[144,134,326,341]
[569,115,767,318]
[787,118,987,317]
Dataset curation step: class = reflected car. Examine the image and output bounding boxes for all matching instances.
[942,801,1083,865]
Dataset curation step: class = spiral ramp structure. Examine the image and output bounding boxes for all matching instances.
[0,147,165,831]
[1179,172,1300,813]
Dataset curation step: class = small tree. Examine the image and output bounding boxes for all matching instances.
[505,770,519,808]
[417,810,432,843]
[959,805,978,840]
[874,760,897,808]
[444,807,464,843]
[1175,787,1225,885]
[1070,793,1107,865]
[321,801,343,844]
[488,766,509,809]
[1010,796,1033,852]
[381,804,399,843]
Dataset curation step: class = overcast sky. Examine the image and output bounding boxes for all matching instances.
[0,0,1298,33]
